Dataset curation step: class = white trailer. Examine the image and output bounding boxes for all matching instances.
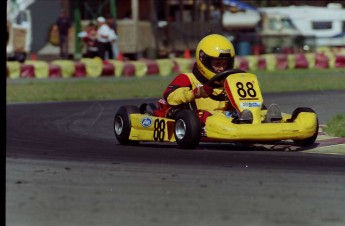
[259,3,345,48]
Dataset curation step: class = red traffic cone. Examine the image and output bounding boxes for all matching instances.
[31,52,37,61]
[117,52,124,61]
[184,49,191,59]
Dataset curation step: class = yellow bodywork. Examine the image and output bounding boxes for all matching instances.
[127,111,317,143]
[127,72,317,144]
[129,114,176,142]
[204,111,318,142]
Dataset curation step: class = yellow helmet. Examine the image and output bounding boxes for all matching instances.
[196,34,235,81]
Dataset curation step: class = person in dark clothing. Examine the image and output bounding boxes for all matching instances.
[56,10,72,59]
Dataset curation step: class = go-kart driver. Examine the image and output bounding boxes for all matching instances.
[153,33,281,124]
[160,34,239,124]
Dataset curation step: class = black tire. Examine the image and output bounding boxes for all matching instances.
[139,102,157,115]
[174,110,201,149]
[114,105,140,145]
[290,107,319,147]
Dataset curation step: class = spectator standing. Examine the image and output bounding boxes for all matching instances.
[106,16,119,59]
[96,16,113,60]
[82,22,99,58]
[56,10,72,59]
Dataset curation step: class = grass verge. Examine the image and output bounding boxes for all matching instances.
[6,68,345,103]
[323,114,345,137]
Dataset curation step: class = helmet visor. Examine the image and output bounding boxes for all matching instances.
[199,50,234,74]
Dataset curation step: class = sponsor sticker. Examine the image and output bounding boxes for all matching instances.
[141,117,153,127]
[240,102,261,108]
[219,49,231,53]
[224,111,236,118]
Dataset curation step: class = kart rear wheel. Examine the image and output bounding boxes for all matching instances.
[174,110,201,149]
[291,107,319,147]
[114,105,140,145]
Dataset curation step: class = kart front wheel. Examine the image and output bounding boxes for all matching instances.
[174,110,201,149]
[291,107,319,147]
[114,105,140,145]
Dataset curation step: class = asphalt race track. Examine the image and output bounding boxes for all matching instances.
[6,90,345,226]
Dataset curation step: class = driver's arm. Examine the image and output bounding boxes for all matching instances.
[163,74,196,106]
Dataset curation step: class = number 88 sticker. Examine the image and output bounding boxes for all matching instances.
[153,119,165,141]
[236,82,256,98]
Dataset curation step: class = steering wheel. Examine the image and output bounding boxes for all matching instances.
[206,69,246,101]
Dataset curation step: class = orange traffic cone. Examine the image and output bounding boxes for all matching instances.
[31,52,37,61]
[184,49,191,59]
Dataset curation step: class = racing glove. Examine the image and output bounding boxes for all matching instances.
[193,85,213,98]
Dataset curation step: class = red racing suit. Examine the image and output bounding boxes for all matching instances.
[160,64,234,124]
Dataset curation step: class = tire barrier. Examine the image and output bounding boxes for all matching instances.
[315,53,329,69]
[74,62,87,78]
[20,64,35,78]
[49,64,62,78]
[6,50,345,79]
[122,62,135,77]
[50,60,75,78]
[295,54,309,69]
[335,55,345,68]
[101,61,115,76]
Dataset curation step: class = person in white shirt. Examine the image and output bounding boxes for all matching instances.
[96,16,113,60]
[106,16,119,59]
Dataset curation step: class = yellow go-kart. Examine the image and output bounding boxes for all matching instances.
[114,69,318,149]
